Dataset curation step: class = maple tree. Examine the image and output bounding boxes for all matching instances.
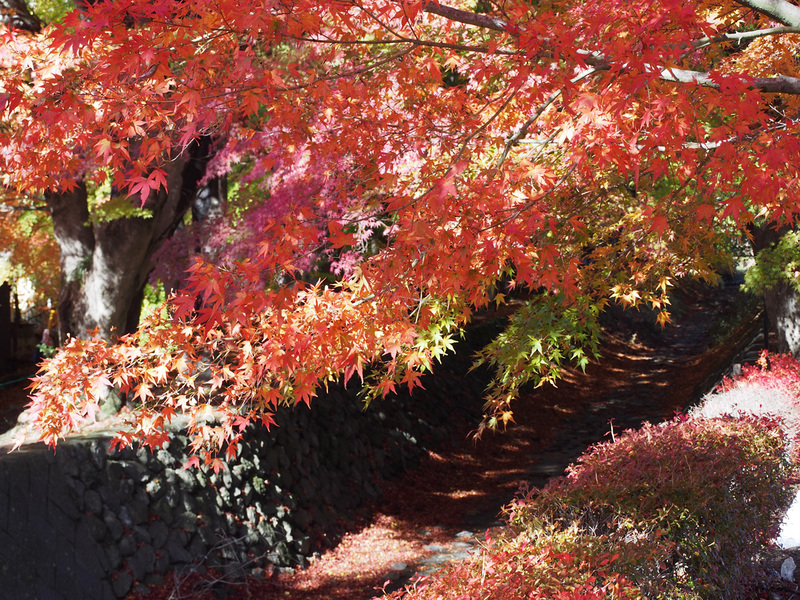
[3,0,800,456]
[0,0,224,345]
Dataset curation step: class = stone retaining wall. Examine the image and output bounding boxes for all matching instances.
[0,323,498,600]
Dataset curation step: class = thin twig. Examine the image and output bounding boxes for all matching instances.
[496,67,597,171]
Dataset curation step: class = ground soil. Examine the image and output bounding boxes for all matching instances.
[1,283,796,599]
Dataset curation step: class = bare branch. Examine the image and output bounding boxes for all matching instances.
[422,1,507,32]
[733,0,800,27]
[416,1,800,97]
[579,51,800,95]
[692,26,800,49]
[752,74,800,93]
[0,204,50,213]
[497,67,598,170]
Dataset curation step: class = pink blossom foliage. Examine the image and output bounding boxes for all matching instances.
[153,126,400,287]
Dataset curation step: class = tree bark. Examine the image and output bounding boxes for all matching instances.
[0,0,41,32]
[763,279,800,355]
[46,140,213,342]
[748,222,800,356]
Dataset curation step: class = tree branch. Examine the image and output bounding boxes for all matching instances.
[692,26,800,49]
[417,5,800,95]
[421,1,507,32]
[0,204,50,213]
[733,0,800,27]
[579,51,800,94]
[497,67,598,170]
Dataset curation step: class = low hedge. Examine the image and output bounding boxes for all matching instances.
[387,415,795,600]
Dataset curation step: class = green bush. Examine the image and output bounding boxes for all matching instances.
[388,416,794,600]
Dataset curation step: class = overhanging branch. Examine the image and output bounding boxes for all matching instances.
[733,0,800,27]
[418,4,800,95]
[0,204,50,213]
[692,26,800,49]
[421,1,506,32]
[580,51,800,95]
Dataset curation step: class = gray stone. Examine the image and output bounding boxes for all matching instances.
[156,449,174,468]
[133,485,150,506]
[132,524,152,545]
[245,506,258,524]
[98,486,122,512]
[117,477,135,501]
[126,499,149,525]
[164,485,180,509]
[133,583,150,596]
[181,494,198,514]
[198,524,217,546]
[455,530,474,539]
[146,476,167,501]
[167,528,189,547]
[265,449,280,471]
[174,468,197,491]
[148,519,169,548]
[81,514,107,543]
[105,461,125,487]
[155,549,170,574]
[46,502,77,540]
[237,463,256,484]
[121,460,150,484]
[221,468,233,488]
[187,533,207,558]
[128,544,156,581]
[57,450,80,478]
[119,533,137,558]
[105,544,122,571]
[83,489,103,515]
[241,525,260,546]
[296,535,311,555]
[112,571,133,598]
[47,472,81,520]
[104,513,124,542]
[166,537,193,563]
[89,439,108,470]
[451,541,473,550]
[175,511,198,532]
[151,498,174,525]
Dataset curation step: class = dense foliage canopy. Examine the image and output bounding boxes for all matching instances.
[3,0,800,458]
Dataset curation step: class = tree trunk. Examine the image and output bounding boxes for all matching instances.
[764,279,800,355]
[46,140,212,342]
[748,222,800,356]
[0,0,40,32]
